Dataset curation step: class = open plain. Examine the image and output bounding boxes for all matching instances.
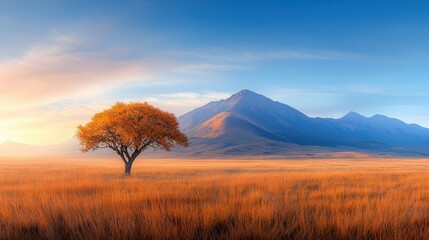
[1,157,429,239]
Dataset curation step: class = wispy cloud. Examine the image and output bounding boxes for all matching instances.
[151,92,231,114]
[0,32,380,144]
[1,36,260,111]
[170,48,365,62]
[173,63,242,74]
[0,35,173,110]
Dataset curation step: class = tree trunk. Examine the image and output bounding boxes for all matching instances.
[123,161,134,176]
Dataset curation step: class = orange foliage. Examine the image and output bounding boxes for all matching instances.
[76,102,188,174]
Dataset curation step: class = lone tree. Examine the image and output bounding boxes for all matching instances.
[76,102,188,175]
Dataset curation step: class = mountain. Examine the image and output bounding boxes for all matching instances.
[178,90,429,156]
[1,89,428,158]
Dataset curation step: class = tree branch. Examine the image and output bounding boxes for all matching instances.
[115,149,128,163]
[129,140,152,160]
[121,145,131,161]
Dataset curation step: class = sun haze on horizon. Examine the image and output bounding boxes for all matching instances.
[1,0,429,145]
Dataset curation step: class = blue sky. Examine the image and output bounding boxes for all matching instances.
[1,0,429,144]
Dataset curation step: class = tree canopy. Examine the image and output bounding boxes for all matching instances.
[76,102,188,174]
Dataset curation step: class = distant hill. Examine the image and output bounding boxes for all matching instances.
[1,89,428,158]
[177,90,429,157]
[0,140,80,157]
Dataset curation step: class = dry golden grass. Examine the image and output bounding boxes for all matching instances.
[1,156,429,239]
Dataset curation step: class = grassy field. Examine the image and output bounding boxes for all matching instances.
[1,157,429,239]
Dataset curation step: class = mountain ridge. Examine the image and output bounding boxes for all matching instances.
[178,89,429,156]
[1,90,428,157]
